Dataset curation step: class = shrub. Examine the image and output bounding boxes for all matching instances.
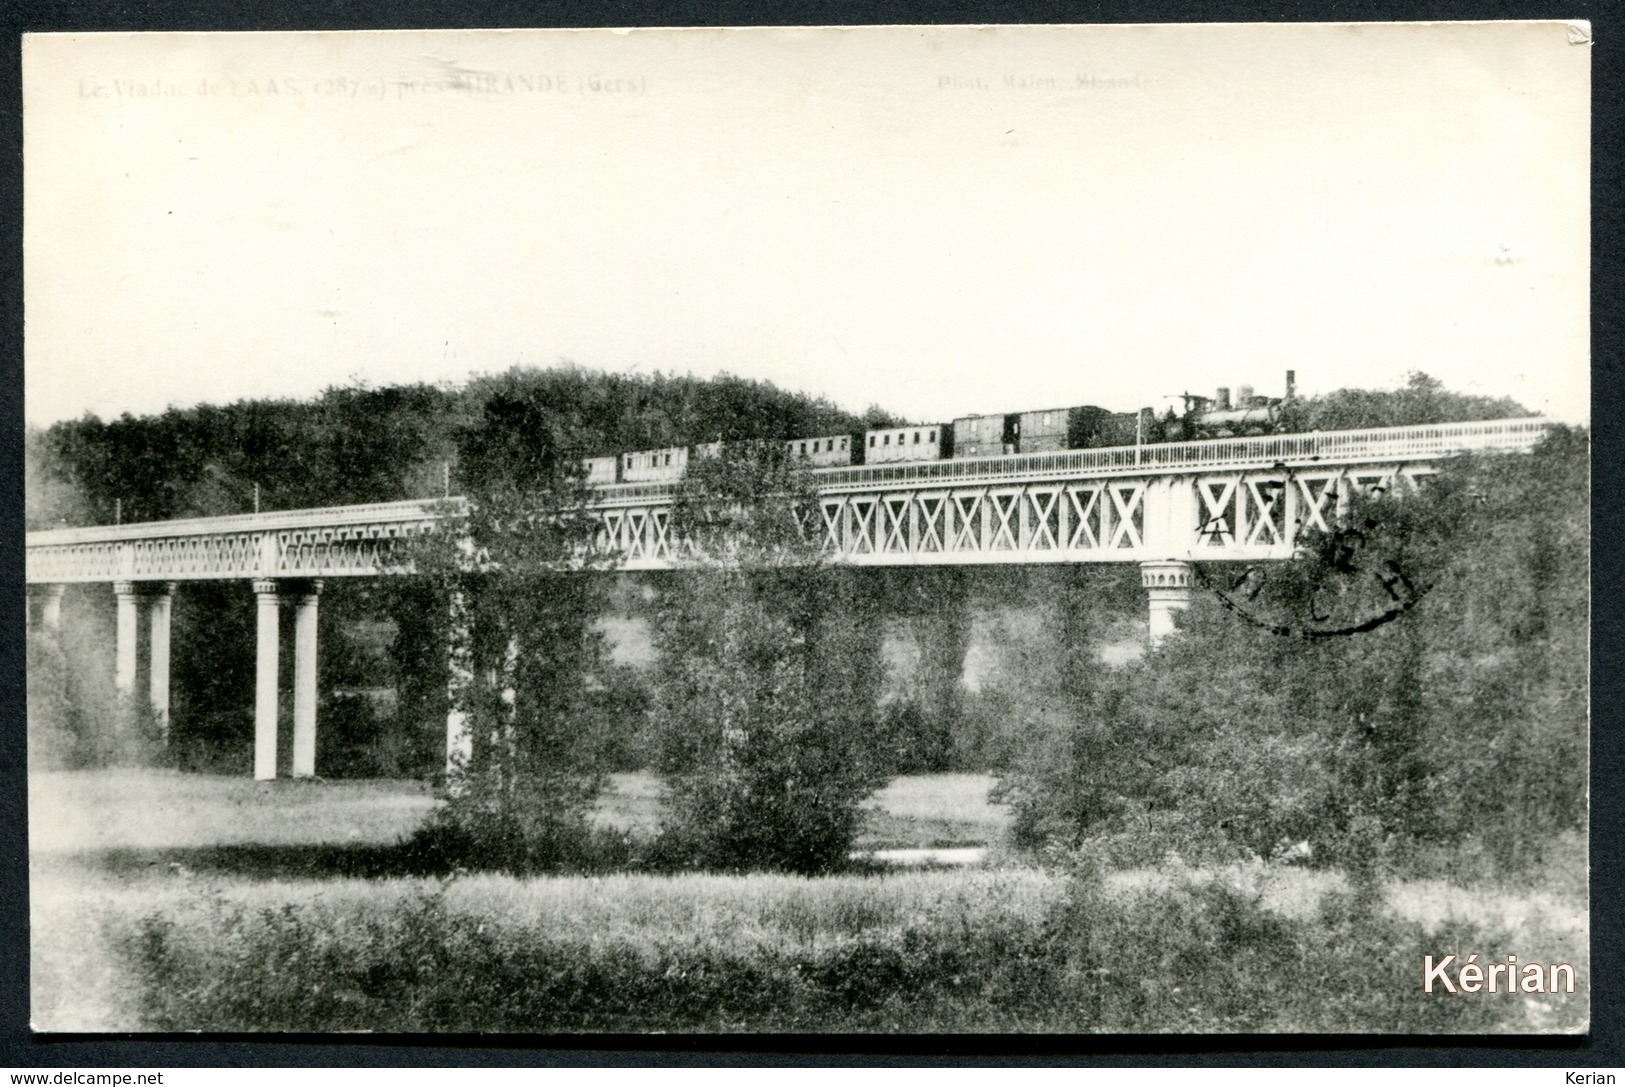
[26,634,77,770]
[168,709,253,776]
[27,588,164,769]
[313,694,389,778]
[588,665,657,773]
[872,699,952,775]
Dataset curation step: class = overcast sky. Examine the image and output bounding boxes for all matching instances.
[24,23,1590,430]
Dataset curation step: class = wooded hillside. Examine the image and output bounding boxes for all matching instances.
[26,366,900,529]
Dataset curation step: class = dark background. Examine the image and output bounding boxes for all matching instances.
[0,0,1618,1068]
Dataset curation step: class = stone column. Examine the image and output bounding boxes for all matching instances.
[29,584,67,633]
[1143,476,1201,555]
[291,581,323,779]
[445,588,473,784]
[113,581,140,697]
[498,633,520,765]
[147,583,177,743]
[1140,560,1194,646]
[253,579,282,781]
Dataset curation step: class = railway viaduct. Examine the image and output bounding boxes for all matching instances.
[24,417,1549,780]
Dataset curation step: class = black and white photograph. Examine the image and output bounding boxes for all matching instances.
[22,23,1590,1035]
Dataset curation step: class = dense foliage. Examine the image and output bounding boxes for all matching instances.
[26,367,896,529]
[997,426,1588,876]
[1278,370,1534,433]
[25,594,125,769]
[875,569,974,774]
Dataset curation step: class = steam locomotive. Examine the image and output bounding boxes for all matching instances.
[586,372,1296,484]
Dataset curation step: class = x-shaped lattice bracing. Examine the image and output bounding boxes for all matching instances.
[952,492,985,551]
[1067,485,1102,549]
[916,495,946,553]
[1198,479,1239,547]
[600,512,621,548]
[626,511,649,558]
[1108,484,1144,549]
[1244,477,1288,547]
[820,500,844,554]
[650,510,671,557]
[883,497,910,553]
[990,492,1020,551]
[1295,475,1342,535]
[789,503,814,544]
[848,499,877,555]
[1026,487,1061,551]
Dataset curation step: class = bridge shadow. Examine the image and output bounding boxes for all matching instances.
[41,837,900,883]
[44,839,455,883]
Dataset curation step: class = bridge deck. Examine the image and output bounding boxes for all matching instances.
[25,417,1550,581]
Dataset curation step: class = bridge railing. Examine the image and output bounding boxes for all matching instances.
[27,497,458,546]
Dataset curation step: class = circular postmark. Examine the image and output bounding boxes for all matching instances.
[1190,491,1433,638]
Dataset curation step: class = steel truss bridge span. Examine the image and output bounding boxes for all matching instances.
[25,418,1549,584]
[23,415,1550,782]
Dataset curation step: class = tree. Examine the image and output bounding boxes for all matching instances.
[997,426,1587,877]
[1278,370,1532,434]
[378,578,454,779]
[650,442,888,873]
[887,567,973,773]
[405,392,618,872]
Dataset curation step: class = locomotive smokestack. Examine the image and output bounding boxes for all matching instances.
[1215,387,1231,411]
[1237,384,1255,406]
[1285,370,1296,400]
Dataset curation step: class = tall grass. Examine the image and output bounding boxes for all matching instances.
[100,864,1586,1033]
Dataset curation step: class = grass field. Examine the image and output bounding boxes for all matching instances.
[30,768,1017,1029]
[29,769,1588,1033]
[30,767,1009,857]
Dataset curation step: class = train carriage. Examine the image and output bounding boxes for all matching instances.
[951,414,1013,459]
[865,424,947,464]
[1017,407,1072,454]
[786,434,856,467]
[621,446,689,483]
[581,455,619,486]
